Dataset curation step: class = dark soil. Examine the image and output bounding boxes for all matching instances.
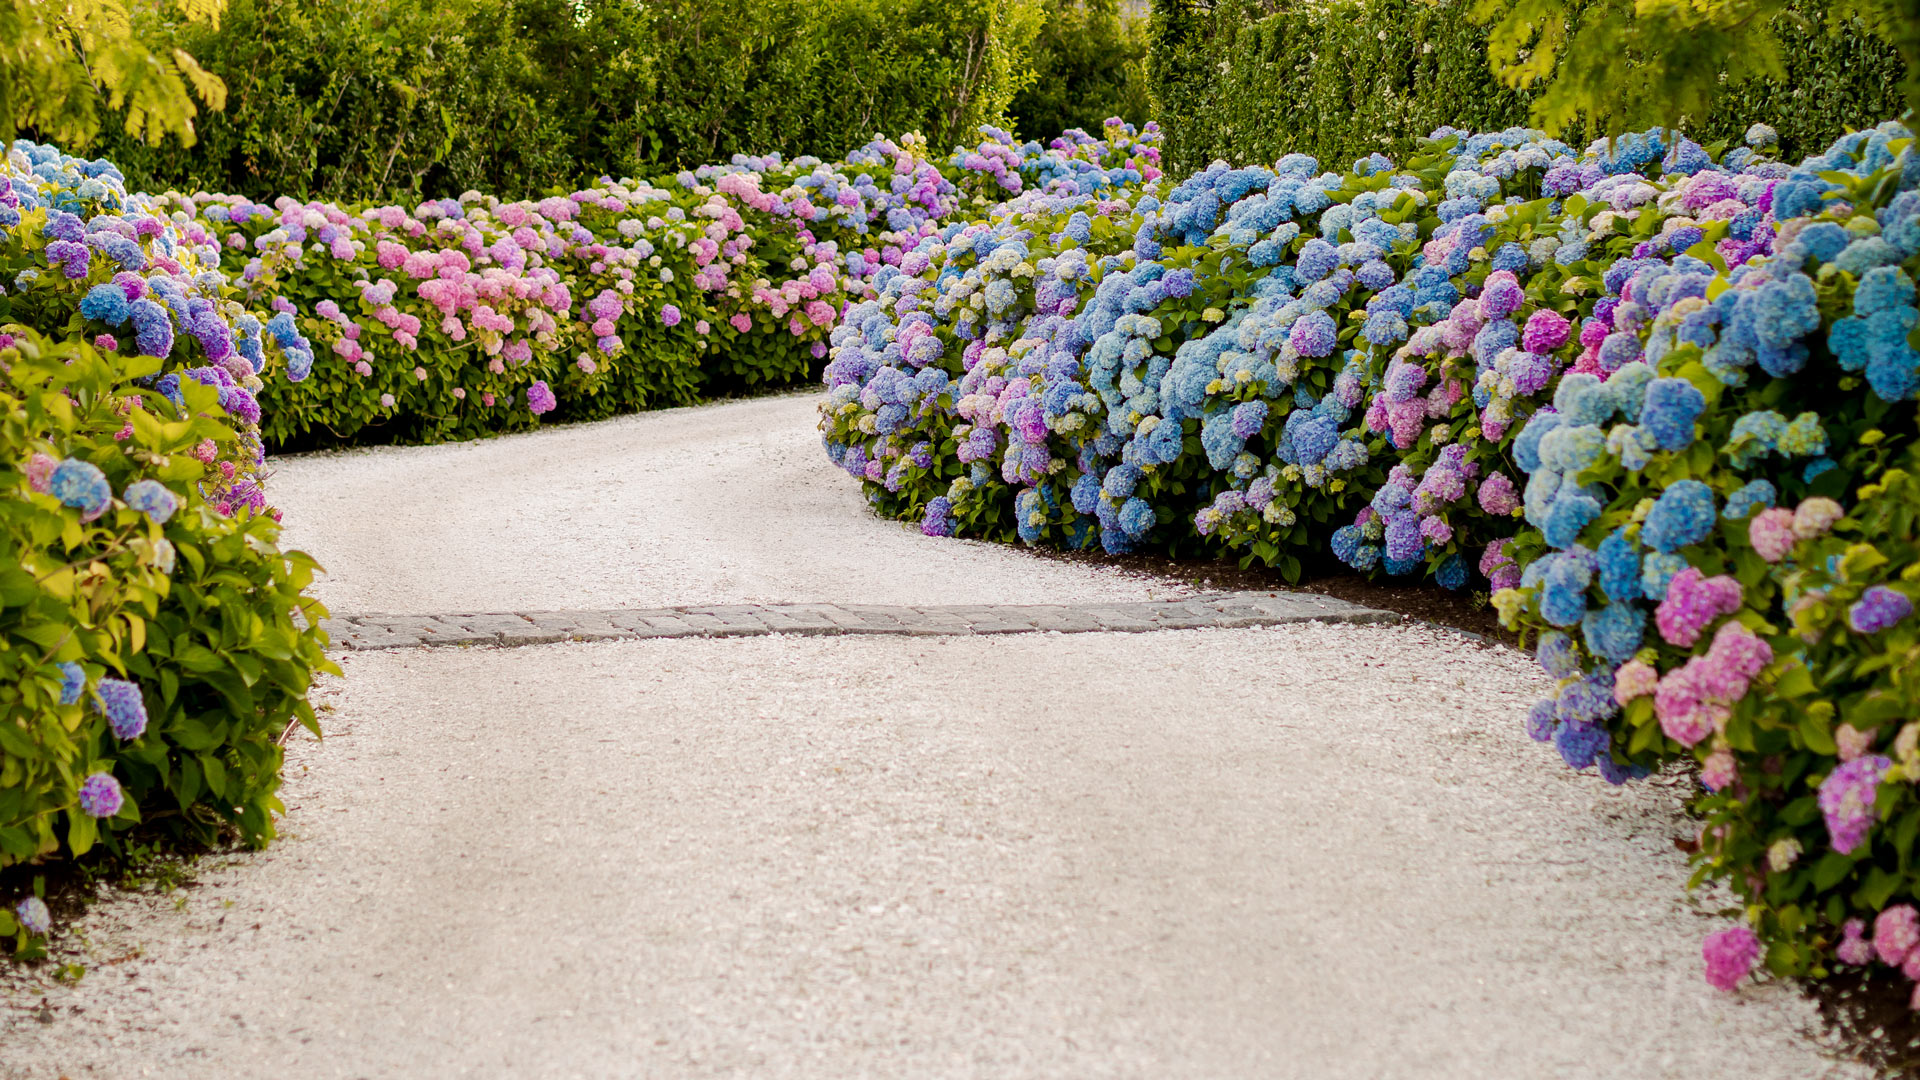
[1813,970,1920,1079]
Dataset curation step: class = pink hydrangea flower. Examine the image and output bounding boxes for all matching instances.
[1876,904,1920,965]
[1837,918,1873,966]
[1613,659,1658,704]
[25,452,55,493]
[1701,748,1738,791]
[1655,568,1744,647]
[1702,925,1760,991]
[1477,472,1518,515]
[1748,508,1797,562]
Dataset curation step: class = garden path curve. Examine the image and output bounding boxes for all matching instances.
[0,393,1868,1079]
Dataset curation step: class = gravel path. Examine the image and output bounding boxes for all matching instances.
[267,392,1187,614]
[0,396,1868,1078]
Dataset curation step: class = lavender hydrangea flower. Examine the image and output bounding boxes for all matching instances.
[57,661,86,705]
[527,380,557,415]
[1820,755,1892,855]
[14,896,50,936]
[96,678,147,739]
[77,772,124,818]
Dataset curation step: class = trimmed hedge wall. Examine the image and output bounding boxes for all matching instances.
[85,0,1037,204]
[1147,0,1908,179]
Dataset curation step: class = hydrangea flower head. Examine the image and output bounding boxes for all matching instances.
[14,896,50,936]
[77,772,123,818]
[122,479,177,525]
[57,661,86,705]
[1821,755,1892,856]
[1702,925,1760,991]
[1876,904,1920,965]
[1850,587,1913,634]
[49,458,112,521]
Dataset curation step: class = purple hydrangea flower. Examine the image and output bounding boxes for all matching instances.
[527,380,557,415]
[1849,586,1913,634]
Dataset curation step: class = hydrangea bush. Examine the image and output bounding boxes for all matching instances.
[822,116,1920,996]
[1493,124,1920,995]
[0,332,332,957]
[0,143,334,956]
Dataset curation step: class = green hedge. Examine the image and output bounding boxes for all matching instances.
[83,0,1038,203]
[1147,0,1908,178]
[1008,0,1152,142]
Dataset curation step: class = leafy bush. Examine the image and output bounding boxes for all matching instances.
[1009,0,1152,142]
[1146,0,1907,179]
[0,331,332,955]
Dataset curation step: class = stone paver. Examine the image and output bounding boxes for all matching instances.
[317,592,1398,650]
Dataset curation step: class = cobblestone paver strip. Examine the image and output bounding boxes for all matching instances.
[319,592,1396,650]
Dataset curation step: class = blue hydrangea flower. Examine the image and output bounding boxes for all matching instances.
[1640,378,1705,451]
[1640,552,1688,601]
[1583,602,1645,663]
[56,661,86,705]
[122,479,177,524]
[1118,496,1154,539]
[1722,480,1777,520]
[48,458,112,520]
[1540,554,1592,627]
[1596,529,1642,603]
[1642,480,1717,553]
[79,283,130,325]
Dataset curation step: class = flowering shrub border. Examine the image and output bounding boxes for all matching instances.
[819,114,1920,998]
[117,123,1164,449]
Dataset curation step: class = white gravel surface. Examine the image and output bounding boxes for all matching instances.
[268,392,1185,614]
[0,628,1864,1079]
[0,397,1870,1078]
